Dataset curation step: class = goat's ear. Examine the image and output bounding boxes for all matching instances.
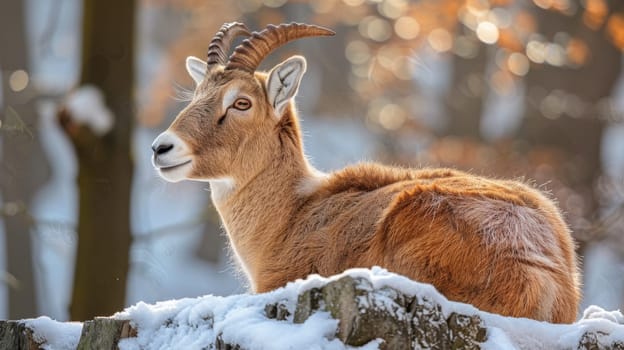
[266,55,307,119]
[186,56,207,85]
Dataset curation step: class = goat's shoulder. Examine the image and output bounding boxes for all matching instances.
[309,161,553,212]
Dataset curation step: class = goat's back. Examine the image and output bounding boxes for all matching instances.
[301,164,580,323]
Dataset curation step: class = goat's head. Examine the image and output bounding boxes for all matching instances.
[152,22,334,183]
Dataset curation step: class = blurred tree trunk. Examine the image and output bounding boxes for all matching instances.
[0,0,50,319]
[517,3,622,243]
[444,31,488,140]
[67,0,135,320]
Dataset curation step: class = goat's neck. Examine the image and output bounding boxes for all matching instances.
[212,146,311,226]
[209,137,319,284]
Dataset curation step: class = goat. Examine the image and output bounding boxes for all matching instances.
[151,22,580,323]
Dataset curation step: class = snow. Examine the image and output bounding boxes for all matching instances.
[24,316,82,350]
[115,295,355,350]
[115,267,624,350]
[64,85,114,136]
[22,268,624,350]
[582,305,624,323]
[24,270,410,349]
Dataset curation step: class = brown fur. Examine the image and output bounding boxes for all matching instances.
[162,65,581,324]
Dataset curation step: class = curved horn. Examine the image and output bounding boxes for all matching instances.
[226,22,335,73]
[207,22,251,68]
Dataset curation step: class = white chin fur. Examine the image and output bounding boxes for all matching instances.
[157,161,193,182]
[209,178,236,203]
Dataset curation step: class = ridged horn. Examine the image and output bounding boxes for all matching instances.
[226,22,335,73]
[207,22,251,69]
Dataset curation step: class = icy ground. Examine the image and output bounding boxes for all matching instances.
[23,268,624,350]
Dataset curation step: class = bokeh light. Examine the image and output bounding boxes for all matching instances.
[359,16,393,42]
[526,40,546,63]
[476,21,499,44]
[263,0,287,8]
[345,40,371,64]
[378,103,407,130]
[544,43,565,66]
[378,0,407,19]
[342,0,365,6]
[507,52,530,76]
[427,28,452,52]
[583,0,608,30]
[394,16,420,40]
[9,69,29,92]
[533,0,552,10]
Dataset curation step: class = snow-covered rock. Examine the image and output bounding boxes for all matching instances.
[7,268,624,349]
[24,317,82,350]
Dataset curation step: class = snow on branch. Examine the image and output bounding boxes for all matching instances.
[63,85,114,136]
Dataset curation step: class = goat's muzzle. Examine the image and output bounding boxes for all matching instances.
[151,131,193,182]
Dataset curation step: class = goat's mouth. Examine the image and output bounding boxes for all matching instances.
[158,160,192,172]
[154,158,193,182]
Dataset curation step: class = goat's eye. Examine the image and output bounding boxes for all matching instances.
[233,98,251,111]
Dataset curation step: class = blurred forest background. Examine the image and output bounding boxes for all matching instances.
[1,0,623,321]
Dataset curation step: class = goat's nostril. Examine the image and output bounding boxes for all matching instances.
[153,143,174,155]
